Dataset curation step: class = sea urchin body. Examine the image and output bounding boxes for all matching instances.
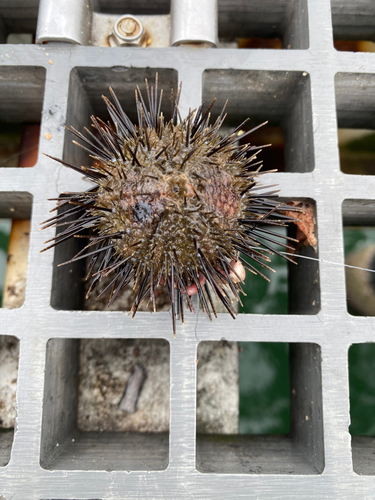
[42,76,297,335]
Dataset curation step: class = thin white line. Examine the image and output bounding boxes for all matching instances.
[281,251,375,273]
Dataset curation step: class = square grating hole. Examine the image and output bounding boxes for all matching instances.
[342,199,375,316]
[336,73,375,175]
[40,338,170,471]
[196,341,324,475]
[64,67,178,168]
[203,69,314,173]
[0,0,38,44]
[217,0,309,49]
[0,67,45,168]
[239,208,320,316]
[348,343,375,475]
[0,192,32,309]
[331,0,375,52]
[0,335,20,467]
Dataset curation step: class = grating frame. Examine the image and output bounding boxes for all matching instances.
[1,0,375,498]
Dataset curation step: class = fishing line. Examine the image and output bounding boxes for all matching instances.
[281,251,375,273]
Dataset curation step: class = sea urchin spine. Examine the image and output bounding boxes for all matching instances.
[41,75,298,335]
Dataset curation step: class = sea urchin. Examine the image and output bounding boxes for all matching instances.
[42,76,297,335]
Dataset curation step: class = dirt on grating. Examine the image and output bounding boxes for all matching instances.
[0,336,19,429]
[78,338,170,433]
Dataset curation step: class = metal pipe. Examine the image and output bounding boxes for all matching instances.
[171,0,217,47]
[36,0,92,45]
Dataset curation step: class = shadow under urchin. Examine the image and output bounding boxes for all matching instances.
[41,75,298,335]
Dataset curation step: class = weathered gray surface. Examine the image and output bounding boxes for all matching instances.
[0,337,18,430]
[77,337,238,435]
[77,339,170,433]
[42,431,169,471]
[0,430,14,467]
[196,434,320,474]
[1,0,375,498]
[196,341,239,434]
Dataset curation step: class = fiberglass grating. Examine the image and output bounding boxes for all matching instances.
[1,0,375,498]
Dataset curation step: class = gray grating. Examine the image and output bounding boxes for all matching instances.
[1,0,375,498]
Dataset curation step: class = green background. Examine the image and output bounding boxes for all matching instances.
[238,227,375,436]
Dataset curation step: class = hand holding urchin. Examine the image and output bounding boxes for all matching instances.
[42,76,297,335]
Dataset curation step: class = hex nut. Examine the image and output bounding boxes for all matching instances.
[109,15,147,47]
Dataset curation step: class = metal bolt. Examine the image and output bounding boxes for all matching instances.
[109,15,147,47]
